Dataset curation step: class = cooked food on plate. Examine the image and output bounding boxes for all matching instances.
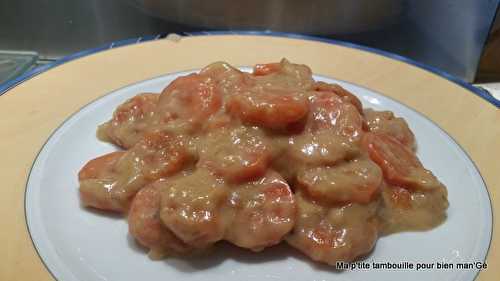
[78,59,449,266]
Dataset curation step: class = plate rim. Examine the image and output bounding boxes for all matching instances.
[24,70,494,281]
[0,31,498,107]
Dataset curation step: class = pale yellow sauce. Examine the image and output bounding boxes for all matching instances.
[78,59,448,265]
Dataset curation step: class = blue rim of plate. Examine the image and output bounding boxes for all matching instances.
[0,30,498,107]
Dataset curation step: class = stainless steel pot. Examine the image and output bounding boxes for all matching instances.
[131,0,403,34]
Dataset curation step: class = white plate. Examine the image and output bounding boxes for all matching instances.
[26,69,492,281]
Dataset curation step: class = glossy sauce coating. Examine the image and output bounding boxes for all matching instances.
[98,93,159,149]
[128,183,193,258]
[78,59,448,266]
[158,169,229,248]
[224,170,296,251]
[286,191,379,265]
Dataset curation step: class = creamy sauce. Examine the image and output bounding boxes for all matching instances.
[79,59,448,265]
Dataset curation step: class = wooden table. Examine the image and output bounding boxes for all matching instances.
[0,34,498,281]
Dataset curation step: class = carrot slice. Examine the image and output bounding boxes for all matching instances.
[308,91,363,140]
[313,82,363,113]
[362,132,442,190]
[253,63,281,76]
[134,131,192,181]
[227,92,308,129]
[198,127,271,183]
[158,73,222,125]
[297,158,382,204]
[78,151,125,180]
